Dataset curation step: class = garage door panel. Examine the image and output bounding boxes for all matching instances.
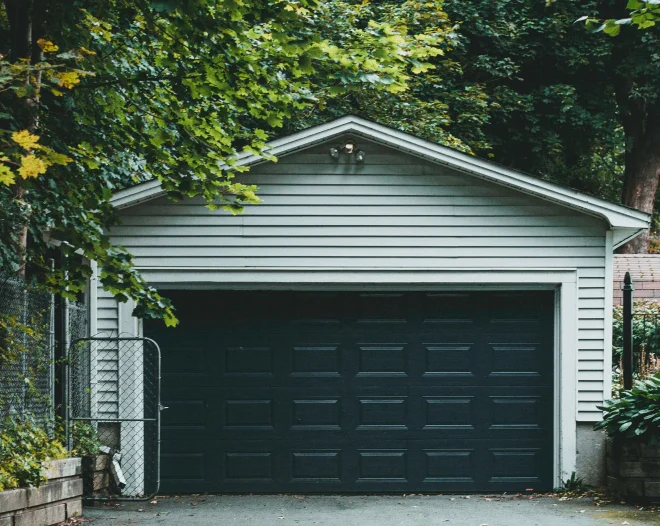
[160,439,550,492]
[162,390,552,440]
[151,290,554,492]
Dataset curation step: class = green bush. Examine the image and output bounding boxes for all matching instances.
[71,421,101,457]
[595,374,660,444]
[612,301,660,391]
[0,415,67,491]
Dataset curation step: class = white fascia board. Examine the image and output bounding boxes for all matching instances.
[110,115,650,232]
[612,227,648,249]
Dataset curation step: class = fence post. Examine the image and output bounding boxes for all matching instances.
[623,271,634,390]
[63,294,70,449]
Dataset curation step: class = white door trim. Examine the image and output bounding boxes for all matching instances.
[135,267,579,489]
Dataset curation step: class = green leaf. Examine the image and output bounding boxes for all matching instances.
[619,422,633,433]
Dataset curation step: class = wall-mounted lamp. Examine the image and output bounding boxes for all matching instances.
[329,140,366,162]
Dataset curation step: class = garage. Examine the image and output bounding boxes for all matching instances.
[148,289,554,493]
[98,116,652,492]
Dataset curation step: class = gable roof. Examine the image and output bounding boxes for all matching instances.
[112,115,650,249]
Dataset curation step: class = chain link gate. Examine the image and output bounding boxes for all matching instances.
[67,337,161,500]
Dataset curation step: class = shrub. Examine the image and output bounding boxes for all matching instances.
[71,421,101,456]
[612,301,660,392]
[0,415,67,490]
[595,374,660,444]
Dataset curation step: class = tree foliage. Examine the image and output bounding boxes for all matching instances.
[581,0,660,36]
[0,0,445,324]
[286,1,492,155]
[298,0,660,254]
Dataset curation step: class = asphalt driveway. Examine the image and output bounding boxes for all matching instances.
[83,494,660,526]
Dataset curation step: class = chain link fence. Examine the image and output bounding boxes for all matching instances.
[0,272,89,430]
[0,273,55,427]
[68,337,160,500]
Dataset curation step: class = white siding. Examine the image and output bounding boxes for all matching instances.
[99,137,610,421]
[95,284,119,419]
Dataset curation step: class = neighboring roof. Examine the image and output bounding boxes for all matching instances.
[614,255,660,282]
[111,115,650,249]
[614,255,660,303]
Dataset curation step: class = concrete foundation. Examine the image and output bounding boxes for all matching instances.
[576,423,606,487]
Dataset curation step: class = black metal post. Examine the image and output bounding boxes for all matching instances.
[622,271,634,390]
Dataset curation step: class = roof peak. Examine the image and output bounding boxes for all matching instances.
[112,115,650,249]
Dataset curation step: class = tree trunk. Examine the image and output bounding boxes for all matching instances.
[4,0,38,278]
[619,111,660,254]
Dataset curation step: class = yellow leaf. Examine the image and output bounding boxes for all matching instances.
[12,130,40,150]
[79,46,97,56]
[52,71,80,89]
[36,39,59,53]
[18,155,48,179]
[50,88,64,97]
[0,165,15,186]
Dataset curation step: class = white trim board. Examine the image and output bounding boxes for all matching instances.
[134,267,579,287]
[111,115,649,245]
[131,267,578,487]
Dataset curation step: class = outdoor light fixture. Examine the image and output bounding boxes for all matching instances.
[329,139,365,162]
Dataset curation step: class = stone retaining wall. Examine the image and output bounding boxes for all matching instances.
[607,438,660,503]
[82,454,114,499]
[0,458,82,526]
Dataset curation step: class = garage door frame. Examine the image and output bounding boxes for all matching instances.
[130,267,578,489]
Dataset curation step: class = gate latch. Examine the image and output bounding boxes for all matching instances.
[159,404,169,411]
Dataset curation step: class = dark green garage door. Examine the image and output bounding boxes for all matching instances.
[146,290,554,493]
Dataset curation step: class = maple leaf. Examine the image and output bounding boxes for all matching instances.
[37,38,59,52]
[0,165,15,186]
[12,130,40,150]
[18,154,48,178]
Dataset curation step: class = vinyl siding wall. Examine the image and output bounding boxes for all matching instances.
[100,137,610,421]
[95,285,119,419]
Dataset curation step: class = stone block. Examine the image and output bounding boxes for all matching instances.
[14,503,66,526]
[607,475,620,493]
[65,498,82,518]
[641,444,660,458]
[94,455,110,471]
[607,458,619,476]
[26,478,83,508]
[0,516,13,526]
[619,442,642,459]
[0,489,27,514]
[622,479,644,498]
[43,458,81,480]
[620,461,660,478]
[81,454,109,473]
[644,481,660,497]
[92,471,110,491]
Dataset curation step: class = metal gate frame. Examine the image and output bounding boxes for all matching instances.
[67,337,161,501]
